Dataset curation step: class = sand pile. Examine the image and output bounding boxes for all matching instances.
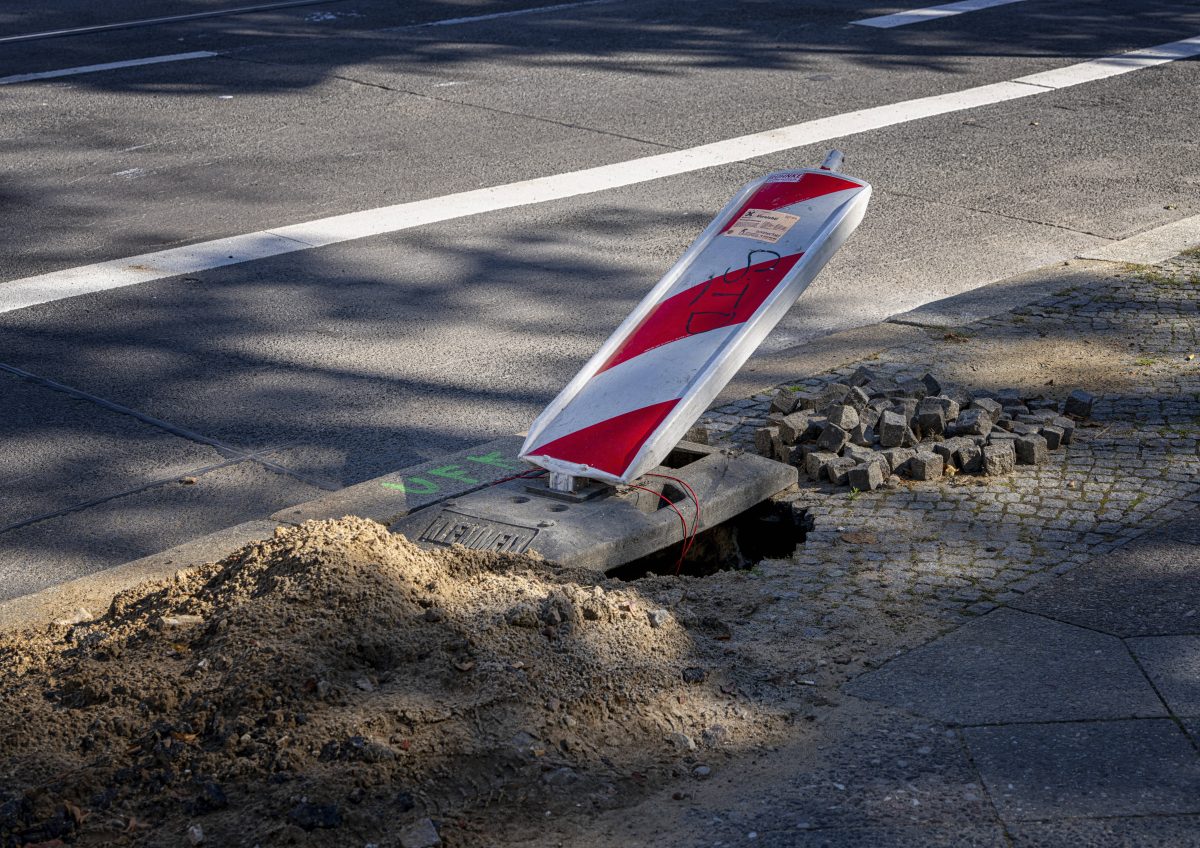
[0,518,785,847]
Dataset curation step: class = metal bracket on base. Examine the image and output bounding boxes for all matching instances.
[526,474,610,503]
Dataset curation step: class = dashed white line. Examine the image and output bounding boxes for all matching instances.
[3,34,1200,314]
[853,0,1028,29]
[0,52,218,86]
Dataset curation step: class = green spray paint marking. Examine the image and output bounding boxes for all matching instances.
[380,450,523,496]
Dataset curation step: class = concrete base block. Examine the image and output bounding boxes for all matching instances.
[390,442,797,572]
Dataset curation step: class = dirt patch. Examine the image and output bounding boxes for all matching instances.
[930,333,1133,396]
[0,518,792,847]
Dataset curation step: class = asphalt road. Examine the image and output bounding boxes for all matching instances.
[2,0,1198,599]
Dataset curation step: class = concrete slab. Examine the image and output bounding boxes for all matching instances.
[0,519,277,634]
[1078,214,1200,265]
[1012,511,1200,637]
[0,369,221,530]
[390,442,797,570]
[964,720,1200,821]
[1008,816,1200,847]
[885,263,1106,329]
[0,460,321,602]
[272,434,527,525]
[1128,636,1200,717]
[845,608,1165,724]
[715,704,995,834]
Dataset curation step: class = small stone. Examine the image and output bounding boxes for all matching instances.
[824,404,860,432]
[354,676,376,692]
[820,383,852,405]
[843,444,875,465]
[399,818,441,848]
[825,457,856,486]
[188,825,204,845]
[987,431,1018,444]
[288,802,343,831]
[544,767,580,789]
[804,451,839,480]
[792,390,824,411]
[953,408,993,437]
[817,424,850,453]
[917,407,946,438]
[684,425,710,445]
[896,378,927,399]
[954,442,983,473]
[848,421,876,447]
[778,443,807,467]
[693,765,713,780]
[1015,434,1048,465]
[972,398,1003,422]
[878,410,907,448]
[754,426,779,456]
[422,608,444,623]
[667,732,697,752]
[778,413,811,444]
[1028,397,1061,412]
[506,603,540,628]
[891,397,919,423]
[682,667,707,684]
[908,451,943,481]
[933,437,968,463]
[942,385,974,407]
[846,385,871,413]
[770,390,800,415]
[1039,425,1065,450]
[982,442,1015,476]
[849,366,880,387]
[881,447,916,474]
[920,373,942,396]
[1051,415,1076,445]
[647,609,670,629]
[1064,389,1094,419]
[847,461,885,492]
[996,388,1023,407]
[924,395,961,419]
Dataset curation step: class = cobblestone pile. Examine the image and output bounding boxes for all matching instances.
[687,250,1200,623]
[755,373,1091,490]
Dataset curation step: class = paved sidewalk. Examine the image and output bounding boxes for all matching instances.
[552,251,1200,846]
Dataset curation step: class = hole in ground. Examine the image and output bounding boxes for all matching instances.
[609,499,810,580]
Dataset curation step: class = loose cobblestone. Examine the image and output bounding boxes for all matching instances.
[692,252,1200,622]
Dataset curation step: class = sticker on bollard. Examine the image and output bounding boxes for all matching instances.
[520,153,871,486]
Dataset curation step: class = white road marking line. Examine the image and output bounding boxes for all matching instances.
[3,34,1200,314]
[853,0,1027,29]
[1013,36,1200,87]
[394,0,615,30]
[0,0,339,44]
[0,52,218,86]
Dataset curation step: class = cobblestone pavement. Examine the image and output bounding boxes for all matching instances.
[541,251,1200,848]
[697,251,1200,625]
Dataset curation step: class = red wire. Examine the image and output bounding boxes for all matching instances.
[629,483,692,575]
[644,472,702,560]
